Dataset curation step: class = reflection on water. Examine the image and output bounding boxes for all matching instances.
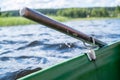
[0,19,120,80]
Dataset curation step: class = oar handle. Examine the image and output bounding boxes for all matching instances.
[20,7,107,48]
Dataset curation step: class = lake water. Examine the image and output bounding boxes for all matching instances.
[0,19,120,80]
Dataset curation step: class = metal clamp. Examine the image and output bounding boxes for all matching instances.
[83,37,96,61]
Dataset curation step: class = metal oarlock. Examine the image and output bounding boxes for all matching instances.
[83,37,96,61]
[86,49,96,61]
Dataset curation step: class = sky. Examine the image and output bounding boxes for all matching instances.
[0,0,120,11]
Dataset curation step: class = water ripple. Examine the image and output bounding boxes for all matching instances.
[0,19,120,80]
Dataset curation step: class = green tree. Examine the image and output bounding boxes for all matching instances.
[90,9,98,17]
[100,8,109,17]
[1,12,9,17]
[90,8,109,17]
[115,6,120,17]
[0,8,1,16]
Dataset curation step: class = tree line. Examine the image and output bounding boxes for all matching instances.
[56,6,120,18]
[0,6,120,18]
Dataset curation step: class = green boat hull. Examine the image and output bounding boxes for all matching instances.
[18,42,120,80]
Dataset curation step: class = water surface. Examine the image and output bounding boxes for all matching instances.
[0,19,120,80]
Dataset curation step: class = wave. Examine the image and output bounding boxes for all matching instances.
[41,42,84,52]
[0,56,48,64]
[0,67,42,80]
[16,40,43,50]
[0,40,27,44]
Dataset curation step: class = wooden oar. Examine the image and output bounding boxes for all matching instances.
[20,7,107,48]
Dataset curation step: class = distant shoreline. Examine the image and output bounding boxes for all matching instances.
[0,16,119,27]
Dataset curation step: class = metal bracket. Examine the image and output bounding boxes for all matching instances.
[83,37,97,61]
[86,49,96,61]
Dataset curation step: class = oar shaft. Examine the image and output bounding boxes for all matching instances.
[20,7,107,48]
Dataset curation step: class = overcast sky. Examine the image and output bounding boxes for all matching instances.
[1,0,120,11]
